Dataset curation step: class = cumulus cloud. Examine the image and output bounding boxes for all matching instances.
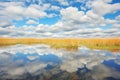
[0,23,120,38]
[26,19,38,25]
[0,20,12,28]
[57,0,69,6]
[113,24,120,28]
[0,0,119,38]
[86,0,120,16]
[60,7,118,27]
[0,28,11,35]
[0,3,47,19]
[61,7,86,23]
[116,15,120,21]
[50,5,61,10]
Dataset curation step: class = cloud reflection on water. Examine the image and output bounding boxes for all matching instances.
[0,44,120,80]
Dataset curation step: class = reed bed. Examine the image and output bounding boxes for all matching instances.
[0,38,120,51]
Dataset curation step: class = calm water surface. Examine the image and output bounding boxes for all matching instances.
[0,44,120,80]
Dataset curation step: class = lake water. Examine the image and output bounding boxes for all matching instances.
[0,44,120,80]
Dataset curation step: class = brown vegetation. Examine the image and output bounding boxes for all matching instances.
[0,38,120,51]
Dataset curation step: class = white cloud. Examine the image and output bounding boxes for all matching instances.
[50,5,60,10]
[113,24,120,28]
[0,19,12,28]
[61,7,108,27]
[0,22,120,38]
[61,7,85,23]
[0,2,47,20]
[0,1,119,38]
[26,19,38,25]
[27,55,39,60]
[116,15,120,21]
[47,13,57,18]
[87,0,120,16]
[57,0,69,6]
[76,0,85,3]
[60,6,118,29]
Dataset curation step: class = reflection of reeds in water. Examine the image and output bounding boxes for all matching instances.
[0,38,120,51]
[109,49,120,52]
[65,46,78,51]
[53,45,78,51]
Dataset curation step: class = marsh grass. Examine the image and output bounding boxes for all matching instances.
[0,38,120,51]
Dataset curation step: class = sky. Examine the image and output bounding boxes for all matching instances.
[0,0,120,38]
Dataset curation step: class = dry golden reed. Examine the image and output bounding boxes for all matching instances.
[0,38,120,51]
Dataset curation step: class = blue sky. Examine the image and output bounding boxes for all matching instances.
[0,0,120,38]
